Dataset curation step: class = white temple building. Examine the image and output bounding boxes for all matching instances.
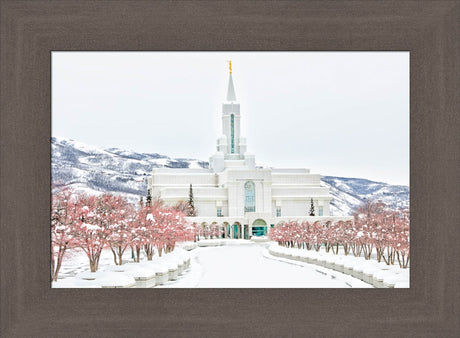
[148,62,351,238]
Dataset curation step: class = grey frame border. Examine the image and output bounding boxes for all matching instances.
[1,1,459,336]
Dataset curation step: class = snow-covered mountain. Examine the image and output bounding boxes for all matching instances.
[321,176,409,216]
[51,137,409,215]
[51,137,208,204]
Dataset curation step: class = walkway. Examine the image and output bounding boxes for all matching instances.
[160,241,371,288]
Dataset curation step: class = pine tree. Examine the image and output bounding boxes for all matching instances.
[309,198,315,216]
[187,184,196,216]
[146,189,152,207]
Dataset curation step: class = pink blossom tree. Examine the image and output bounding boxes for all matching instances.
[268,222,284,245]
[202,223,210,239]
[73,194,114,272]
[209,223,220,239]
[270,221,301,248]
[155,207,187,255]
[354,202,382,260]
[105,196,133,265]
[183,222,196,242]
[306,221,322,251]
[190,222,199,241]
[137,204,156,260]
[128,205,146,262]
[350,227,363,257]
[337,220,354,255]
[299,221,312,250]
[51,187,78,281]
[269,201,409,268]
[324,221,337,254]
[394,209,410,268]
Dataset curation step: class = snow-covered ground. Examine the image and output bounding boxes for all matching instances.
[53,246,191,288]
[268,243,410,288]
[160,241,371,288]
[53,240,374,288]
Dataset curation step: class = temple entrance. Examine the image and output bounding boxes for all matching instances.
[252,219,267,237]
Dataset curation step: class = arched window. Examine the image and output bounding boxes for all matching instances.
[244,181,255,212]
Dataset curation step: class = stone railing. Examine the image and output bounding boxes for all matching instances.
[268,245,409,288]
[197,239,225,247]
[250,236,270,243]
[53,250,192,288]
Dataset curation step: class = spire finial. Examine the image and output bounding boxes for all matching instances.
[226,61,236,101]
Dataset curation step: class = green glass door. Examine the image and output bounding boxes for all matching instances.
[252,219,267,237]
[252,226,267,236]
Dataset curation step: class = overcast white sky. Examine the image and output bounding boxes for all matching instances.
[52,52,409,186]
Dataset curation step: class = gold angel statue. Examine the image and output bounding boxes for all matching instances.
[227,60,232,74]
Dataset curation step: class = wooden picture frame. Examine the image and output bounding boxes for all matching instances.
[1,1,459,336]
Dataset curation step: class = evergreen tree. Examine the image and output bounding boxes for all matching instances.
[146,189,152,207]
[309,198,315,216]
[187,184,196,216]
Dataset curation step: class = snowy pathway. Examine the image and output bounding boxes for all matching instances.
[160,241,371,288]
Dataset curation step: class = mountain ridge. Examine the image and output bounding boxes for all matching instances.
[51,137,409,216]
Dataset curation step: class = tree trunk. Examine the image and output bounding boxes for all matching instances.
[53,246,67,281]
[376,247,383,262]
[397,251,410,269]
[362,244,373,260]
[144,244,154,260]
[90,258,97,272]
[351,244,362,257]
[110,248,118,265]
[118,247,123,266]
[404,254,410,268]
[94,254,101,271]
[54,258,63,281]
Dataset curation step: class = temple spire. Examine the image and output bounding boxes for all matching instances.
[226,61,236,102]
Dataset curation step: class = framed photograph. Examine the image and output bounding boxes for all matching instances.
[1,1,459,336]
[51,51,409,289]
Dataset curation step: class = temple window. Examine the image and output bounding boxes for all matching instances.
[276,207,281,217]
[244,181,255,212]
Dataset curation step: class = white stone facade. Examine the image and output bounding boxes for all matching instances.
[148,66,352,238]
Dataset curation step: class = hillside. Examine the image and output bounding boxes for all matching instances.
[51,137,409,215]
